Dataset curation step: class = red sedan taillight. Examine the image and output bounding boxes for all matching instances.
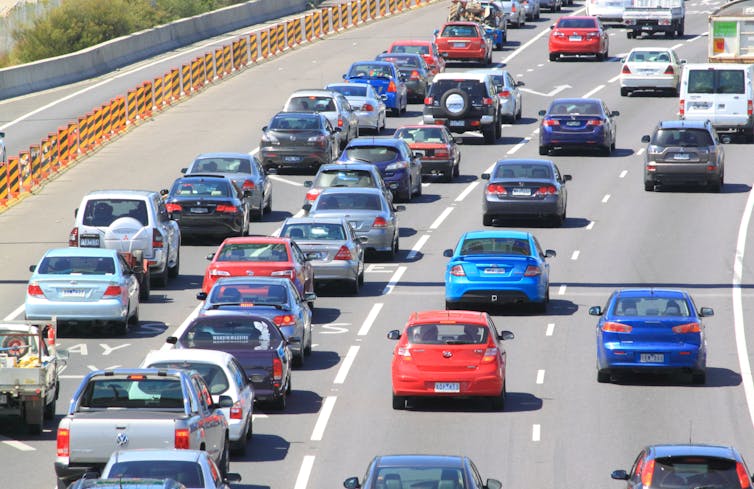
[372,216,388,228]
[388,81,397,93]
[27,283,45,298]
[523,265,541,277]
[396,346,412,360]
[664,65,675,75]
[737,462,751,489]
[273,314,295,326]
[672,322,701,333]
[152,228,164,249]
[424,96,434,105]
[361,103,374,111]
[481,347,499,363]
[641,460,655,487]
[273,357,283,382]
[215,204,238,213]
[621,65,631,74]
[103,285,122,297]
[243,180,255,190]
[537,186,558,195]
[165,203,182,213]
[486,183,507,194]
[543,119,560,127]
[450,264,466,276]
[271,269,294,279]
[586,119,603,126]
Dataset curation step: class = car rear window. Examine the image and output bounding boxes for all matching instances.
[315,169,376,188]
[281,223,346,241]
[191,157,252,174]
[648,456,741,489]
[374,467,467,488]
[286,96,336,112]
[315,193,382,211]
[441,24,478,37]
[82,199,148,227]
[183,317,281,348]
[328,85,367,97]
[80,377,185,409]
[345,146,400,163]
[407,323,489,344]
[147,361,229,395]
[628,51,671,63]
[270,114,321,130]
[460,237,530,255]
[652,129,714,147]
[349,63,393,78]
[429,79,487,98]
[687,69,745,94]
[548,101,601,115]
[557,18,597,28]
[209,283,289,306]
[494,164,553,179]
[171,179,231,198]
[394,127,446,143]
[107,460,204,488]
[38,256,115,275]
[215,243,289,262]
[378,54,421,68]
[613,297,690,316]
[390,44,430,55]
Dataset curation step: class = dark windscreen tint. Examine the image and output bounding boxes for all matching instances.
[314,169,376,188]
[344,146,400,163]
[687,70,715,94]
[377,54,421,68]
[613,297,690,317]
[407,323,489,345]
[315,193,382,211]
[374,467,467,489]
[717,70,745,94]
[208,283,289,306]
[269,114,321,130]
[648,456,740,489]
[170,179,231,198]
[348,63,393,78]
[548,101,601,115]
[441,24,478,37]
[494,164,553,179]
[429,79,487,98]
[460,237,531,255]
[327,85,367,97]
[281,223,346,241]
[216,243,289,262]
[79,377,185,409]
[183,317,283,348]
[394,127,447,143]
[286,96,336,112]
[83,199,148,227]
[688,69,745,94]
[390,44,430,55]
[558,18,597,28]
[146,361,229,395]
[192,157,252,174]
[627,50,671,63]
[38,256,115,275]
[106,460,205,488]
[652,129,714,147]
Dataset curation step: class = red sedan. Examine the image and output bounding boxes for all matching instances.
[434,22,492,66]
[548,16,609,61]
[387,39,446,76]
[393,125,461,182]
[202,237,314,301]
[387,310,514,410]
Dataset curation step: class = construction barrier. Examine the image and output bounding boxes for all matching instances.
[0,160,8,206]
[57,126,70,168]
[370,0,378,19]
[222,44,232,76]
[67,121,79,159]
[191,57,204,90]
[260,29,270,58]
[29,145,40,188]
[314,10,323,38]
[275,23,286,54]
[18,151,31,193]
[153,75,165,110]
[250,32,259,62]
[181,63,192,96]
[7,156,19,199]
[360,0,369,23]
[321,9,331,35]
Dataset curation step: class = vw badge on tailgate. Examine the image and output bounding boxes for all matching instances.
[116,431,129,447]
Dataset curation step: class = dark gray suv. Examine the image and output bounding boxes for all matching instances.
[642,120,724,192]
[422,72,501,144]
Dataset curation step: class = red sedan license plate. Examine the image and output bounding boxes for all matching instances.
[434,382,460,393]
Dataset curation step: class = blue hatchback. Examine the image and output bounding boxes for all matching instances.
[590,288,712,384]
[443,230,556,312]
[343,60,408,115]
[538,97,619,156]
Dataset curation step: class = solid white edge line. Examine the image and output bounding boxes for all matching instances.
[3,304,25,321]
[506,137,530,155]
[357,303,384,336]
[608,74,621,83]
[733,186,754,432]
[455,181,479,202]
[545,323,555,336]
[536,369,545,384]
[532,424,541,442]
[160,303,203,351]
[406,234,431,260]
[311,396,336,441]
[430,207,454,230]
[382,266,407,295]
[293,455,316,489]
[333,345,360,384]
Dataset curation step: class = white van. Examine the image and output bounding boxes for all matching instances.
[679,63,754,142]
[585,0,632,23]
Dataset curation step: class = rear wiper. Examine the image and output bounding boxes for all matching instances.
[444,340,472,345]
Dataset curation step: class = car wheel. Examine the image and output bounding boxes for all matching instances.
[44,384,58,420]
[709,178,722,193]
[293,350,304,368]
[152,265,168,288]
[357,267,365,286]
[597,51,605,62]
[167,247,180,278]
[549,52,558,62]
[453,158,460,177]
[644,181,655,192]
[549,213,563,228]
[264,193,272,214]
[351,276,360,295]
[272,392,287,411]
[533,290,549,313]
[601,144,612,156]
[538,145,549,155]
[138,271,151,302]
[490,381,506,411]
[483,123,496,144]
[620,87,630,97]
[218,436,230,477]
[128,303,139,326]
[668,87,679,97]
[495,119,502,138]
[597,369,611,383]
[691,370,706,385]
[232,422,248,455]
[483,214,493,226]
[112,319,128,337]
[392,394,406,410]
[415,177,423,196]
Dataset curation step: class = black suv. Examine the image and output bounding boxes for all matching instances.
[422,73,501,144]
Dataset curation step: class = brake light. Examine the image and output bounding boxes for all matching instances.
[273,357,283,380]
[749,100,753,116]
[486,183,507,194]
[482,97,494,105]
[736,462,751,489]
[209,269,231,277]
[165,203,182,213]
[664,65,675,75]
[434,149,450,158]
[646,163,656,172]
[338,116,344,127]
[103,285,122,296]
[152,228,164,249]
[672,322,701,333]
[524,265,541,277]
[553,31,565,38]
[57,428,70,457]
[388,81,397,93]
[229,401,243,420]
[175,428,190,449]
[586,119,603,126]
[271,269,294,278]
[305,189,321,202]
[602,322,633,333]
[424,96,434,105]
[543,119,560,126]
[679,99,685,116]
[273,314,295,326]
[215,204,238,213]
[27,283,44,298]
[68,227,79,247]
[361,103,374,111]
[621,65,631,74]
[537,186,557,195]
[308,135,328,148]
[410,70,420,79]
[396,346,412,360]
[450,264,466,276]
[641,460,655,487]
[481,347,499,363]
[372,216,387,228]
[499,90,511,98]
[334,245,353,260]
[511,4,516,11]
[243,180,255,190]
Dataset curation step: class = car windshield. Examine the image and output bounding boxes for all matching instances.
[269,114,321,130]
[652,129,714,147]
[281,223,346,241]
[344,146,400,163]
[460,237,531,255]
[349,63,393,78]
[373,467,467,489]
[628,51,671,63]
[216,243,289,262]
[183,317,282,349]
[391,44,429,55]
[441,25,478,37]
[287,96,336,112]
[548,101,601,115]
[328,85,368,97]
[315,193,382,211]
[429,79,487,98]
[647,456,740,489]
[37,256,115,275]
[79,377,185,409]
[394,127,446,143]
[407,323,489,345]
[191,157,252,174]
[557,18,597,28]
[613,297,691,316]
[106,460,204,488]
[146,361,229,395]
[494,164,553,179]
[82,199,148,227]
[209,283,289,306]
[315,169,376,188]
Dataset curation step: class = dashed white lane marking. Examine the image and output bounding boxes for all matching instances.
[294,455,316,489]
[527,68,534,72]
[382,266,407,295]
[334,346,360,384]
[422,182,430,188]
[161,303,203,351]
[3,304,24,321]
[536,369,545,384]
[558,285,567,295]
[637,148,645,155]
[430,207,454,229]
[269,175,304,186]
[688,32,708,42]
[358,303,384,336]
[602,194,611,203]
[60,375,85,379]
[619,170,628,178]
[586,221,595,230]
[537,63,544,67]
[571,250,580,260]
[272,209,306,236]
[507,137,530,155]
[532,424,541,441]
[251,413,268,421]
[608,74,621,83]
[1,437,35,451]
[502,5,586,63]
[311,396,336,441]
[582,84,606,98]
[407,234,431,260]
[455,181,479,202]
[671,42,683,50]
[545,323,555,336]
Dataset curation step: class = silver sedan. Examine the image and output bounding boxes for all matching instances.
[304,187,404,260]
[280,216,367,294]
[283,88,359,148]
[325,82,387,135]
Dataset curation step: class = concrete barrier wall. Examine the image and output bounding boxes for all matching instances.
[0,0,310,100]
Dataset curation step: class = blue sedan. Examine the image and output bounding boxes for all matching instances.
[343,60,408,116]
[538,97,619,156]
[590,288,712,384]
[25,248,140,336]
[197,276,314,367]
[443,230,556,312]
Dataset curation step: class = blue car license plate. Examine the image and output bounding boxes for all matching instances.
[434,382,460,393]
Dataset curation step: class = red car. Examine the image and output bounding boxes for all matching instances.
[548,16,609,62]
[434,22,492,66]
[387,39,446,76]
[387,310,514,410]
[393,125,461,182]
[202,237,314,301]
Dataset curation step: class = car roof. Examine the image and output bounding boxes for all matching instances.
[351,60,396,67]
[495,158,554,167]
[221,236,291,245]
[647,444,743,460]
[432,72,490,83]
[83,190,156,198]
[551,97,603,104]
[408,310,489,325]
[318,187,383,195]
[193,152,252,160]
[274,111,322,118]
[462,230,531,240]
[442,21,482,27]
[656,120,709,130]
[283,216,349,225]
[288,89,336,97]
[390,39,432,46]
[396,124,445,131]
[109,448,205,463]
[346,137,404,148]
[378,53,423,59]
[374,455,466,467]
[142,348,237,367]
[614,288,689,299]
[319,162,381,172]
[43,247,118,258]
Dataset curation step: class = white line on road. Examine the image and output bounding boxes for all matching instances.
[1,437,35,451]
[3,304,24,321]
[608,74,621,83]
[382,266,407,295]
[671,43,683,50]
[455,182,479,202]
[558,285,567,295]
[536,369,545,384]
[407,234,431,260]
[311,396,336,441]
[571,250,580,260]
[602,194,611,203]
[532,424,541,442]
[160,303,203,351]
[503,6,586,64]
[334,346,360,384]
[637,148,645,155]
[545,323,555,336]
[619,170,628,178]
[269,175,304,187]
[582,84,606,98]
[688,32,708,42]
[293,455,316,489]
[358,303,383,336]
[586,221,595,230]
[506,137,530,155]
[430,207,454,229]
[59,375,85,379]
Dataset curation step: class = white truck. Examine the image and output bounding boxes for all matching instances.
[0,320,67,434]
[623,0,685,38]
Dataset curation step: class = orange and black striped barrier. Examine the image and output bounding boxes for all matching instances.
[112,97,126,134]
[57,126,70,167]
[293,18,303,45]
[369,0,378,19]
[181,63,191,96]
[332,5,342,30]
[0,160,9,206]
[305,14,314,42]
[191,57,204,90]
[214,47,224,79]
[67,121,79,158]
[314,11,322,38]
[260,30,270,59]
[389,0,398,13]
[351,0,360,25]
[18,151,31,193]
[41,134,55,180]
[275,24,286,54]
[201,52,212,84]
[6,156,19,198]
[91,108,103,148]
[141,81,153,118]
[222,44,232,75]
[135,84,146,121]
[360,0,369,22]
[84,112,97,151]
[77,115,90,154]
[153,75,165,110]
[321,9,331,35]
[250,32,259,62]
[169,69,180,102]
[233,39,245,69]
[29,145,40,187]
[127,89,138,123]
[101,102,113,139]
[287,20,297,48]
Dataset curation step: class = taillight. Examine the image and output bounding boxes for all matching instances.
[602,322,633,333]
[641,460,655,487]
[486,183,507,194]
[229,401,243,420]
[672,322,701,333]
[410,70,420,79]
[424,96,434,105]
[481,347,499,363]
[396,346,412,360]
[537,186,557,195]
[499,90,511,98]
[305,189,321,202]
[165,203,182,213]
[511,4,516,11]
[27,283,44,298]
[553,31,565,38]
[175,428,190,449]
[736,462,751,489]
[748,100,753,116]
[524,265,541,277]
[664,65,675,75]
[57,428,70,456]
[361,103,374,111]
[482,97,494,105]
[273,357,283,380]
[372,216,387,228]
[273,314,295,326]
[679,99,685,116]
[103,285,122,296]
[450,264,466,276]
[271,269,294,278]
[334,246,352,260]
[543,119,560,126]
[434,149,450,158]
[308,135,328,148]
[215,204,238,213]
[68,227,79,247]
[586,119,603,126]
[243,180,255,190]
[621,65,631,74]
[388,81,397,93]
[338,116,344,127]
[209,269,231,277]
[152,228,164,249]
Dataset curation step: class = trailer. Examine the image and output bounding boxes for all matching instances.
[708,0,754,63]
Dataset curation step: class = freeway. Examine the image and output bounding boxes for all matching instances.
[2,1,754,488]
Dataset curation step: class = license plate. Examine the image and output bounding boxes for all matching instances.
[190,207,208,213]
[284,156,302,162]
[569,35,582,41]
[673,153,690,160]
[484,268,507,274]
[566,121,581,127]
[452,42,466,47]
[449,120,465,127]
[511,188,531,196]
[79,236,100,247]
[434,382,460,393]
[640,353,664,363]
[690,102,710,109]
[61,289,86,297]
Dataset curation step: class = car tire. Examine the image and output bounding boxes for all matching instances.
[483,214,493,226]
[232,421,249,455]
[442,164,454,183]
[305,331,312,355]
[620,87,630,97]
[538,145,549,155]
[453,158,460,178]
[483,124,496,144]
[549,53,558,62]
[152,265,168,288]
[490,382,506,411]
[392,394,406,410]
[549,213,563,228]
[112,319,128,337]
[691,370,706,385]
[440,89,471,119]
[128,304,139,326]
[351,276,360,295]
[644,181,655,191]
[218,436,230,477]
[138,271,151,302]
[495,119,502,138]
[597,369,611,383]
[416,177,423,196]
[293,350,304,368]
[272,392,287,411]
[44,384,58,420]
[709,178,722,193]
[601,144,612,156]
[358,268,365,286]
[533,289,549,313]
[167,247,180,278]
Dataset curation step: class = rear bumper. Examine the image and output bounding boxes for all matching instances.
[621,75,677,89]
[541,127,608,147]
[484,198,561,218]
[260,148,330,169]
[25,300,127,322]
[393,373,503,397]
[445,278,546,304]
[420,158,454,175]
[599,344,705,371]
[174,215,243,236]
[356,228,393,252]
[311,260,359,281]
[438,48,486,61]
[423,114,496,134]
[549,39,603,55]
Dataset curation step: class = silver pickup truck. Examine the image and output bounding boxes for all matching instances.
[54,368,230,489]
[623,0,685,38]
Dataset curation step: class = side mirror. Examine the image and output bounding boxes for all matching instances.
[217,395,234,408]
[563,175,572,182]
[611,470,629,481]
[413,152,422,159]
[74,207,78,218]
[303,203,312,212]
[166,336,178,344]
[225,473,242,483]
[334,127,343,133]
[394,205,406,212]
[304,292,317,302]
[56,349,70,363]
[588,306,603,316]
[180,168,187,174]
[262,125,268,132]
[387,329,401,340]
[29,265,36,272]
[680,59,687,64]
[538,109,546,116]
[303,180,313,188]
[486,479,503,489]
[196,292,207,301]
[550,24,555,29]
[544,249,556,258]
[443,249,453,257]
[433,28,440,37]
[342,73,348,80]
[481,173,491,180]
[159,188,169,196]
[498,330,515,341]
[243,189,252,197]
[641,135,651,143]
[287,336,302,344]
[700,307,714,317]
[611,111,620,117]
[358,236,369,243]
[344,477,361,489]
[516,81,525,87]
[206,253,215,260]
